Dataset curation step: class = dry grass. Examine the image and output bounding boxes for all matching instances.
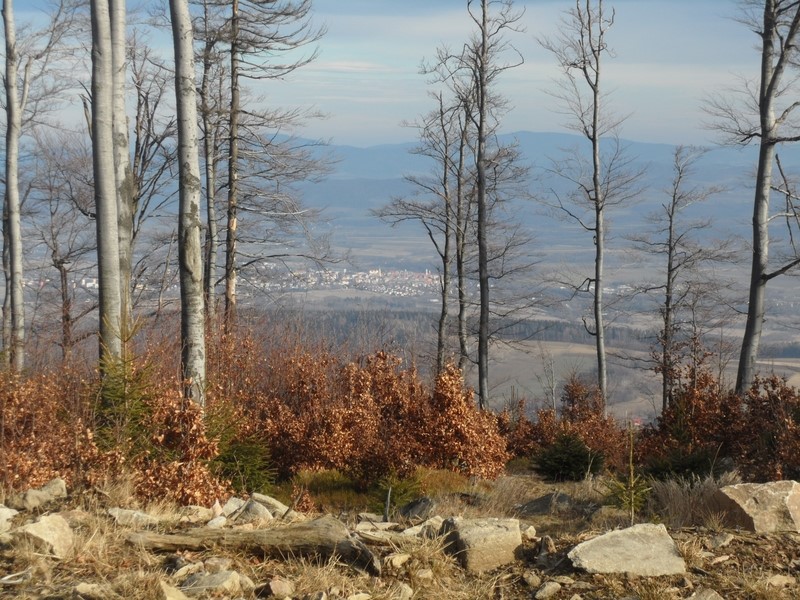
[647,471,741,528]
[3,470,800,600]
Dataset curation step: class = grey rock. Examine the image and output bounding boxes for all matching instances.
[257,576,295,597]
[231,498,273,525]
[251,493,298,519]
[440,516,522,573]
[206,516,226,529]
[536,535,557,568]
[399,497,435,521]
[222,497,246,517]
[401,515,444,538]
[203,556,233,573]
[355,520,398,532]
[522,570,542,588]
[108,507,160,528]
[0,506,19,533]
[515,492,573,516]
[74,582,122,599]
[706,532,734,550]
[13,513,74,558]
[765,574,797,588]
[8,477,67,511]
[713,480,800,533]
[535,581,562,599]
[568,523,686,576]
[181,570,242,597]
[178,505,214,524]
[393,583,413,600]
[357,512,385,524]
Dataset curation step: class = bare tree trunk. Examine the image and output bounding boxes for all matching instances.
[455,110,470,372]
[735,0,800,394]
[200,29,219,326]
[110,0,133,331]
[2,0,25,372]
[224,0,240,332]
[475,0,490,410]
[170,0,206,406]
[91,0,123,365]
[2,203,10,367]
[592,131,607,408]
[588,0,608,409]
[56,258,73,362]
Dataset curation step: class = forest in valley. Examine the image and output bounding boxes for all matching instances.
[2,0,800,505]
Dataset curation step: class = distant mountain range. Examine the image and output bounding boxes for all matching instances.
[298,130,777,272]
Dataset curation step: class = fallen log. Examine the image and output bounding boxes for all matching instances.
[127,514,380,576]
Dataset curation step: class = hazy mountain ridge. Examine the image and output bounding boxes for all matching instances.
[299,130,774,271]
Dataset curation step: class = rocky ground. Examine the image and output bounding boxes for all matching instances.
[1,474,799,599]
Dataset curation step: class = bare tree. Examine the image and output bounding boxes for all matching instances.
[170,0,206,405]
[194,0,228,322]
[3,0,25,371]
[28,129,97,363]
[90,0,123,366]
[374,93,459,377]
[706,0,800,393]
[540,0,642,409]
[468,0,525,409]
[418,0,524,407]
[2,0,76,370]
[628,146,731,411]
[110,0,134,330]
[127,39,179,307]
[210,0,324,329]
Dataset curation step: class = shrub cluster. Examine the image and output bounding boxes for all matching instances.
[500,374,626,481]
[1,330,510,503]
[208,345,509,485]
[639,364,800,482]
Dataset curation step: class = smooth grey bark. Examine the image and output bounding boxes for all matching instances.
[91,0,122,364]
[110,0,134,330]
[170,0,206,406]
[735,1,800,393]
[2,0,26,372]
[455,107,472,373]
[586,0,608,408]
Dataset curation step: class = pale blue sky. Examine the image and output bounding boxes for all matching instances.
[268,0,756,147]
[18,0,756,148]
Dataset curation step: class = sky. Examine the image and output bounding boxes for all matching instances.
[260,0,757,147]
[17,0,758,148]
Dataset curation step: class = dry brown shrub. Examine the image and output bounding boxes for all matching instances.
[505,375,626,478]
[638,364,800,482]
[208,333,509,485]
[0,367,101,491]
